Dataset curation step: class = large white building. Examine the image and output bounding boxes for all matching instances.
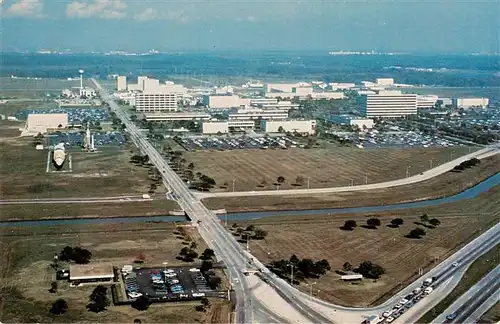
[417,95,439,109]
[260,119,316,135]
[201,120,255,134]
[22,113,68,136]
[227,108,288,122]
[452,98,489,108]
[202,95,250,109]
[117,76,127,91]
[135,93,178,112]
[143,112,211,122]
[361,91,417,118]
[311,92,345,100]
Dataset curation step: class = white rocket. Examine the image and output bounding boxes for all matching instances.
[91,134,95,151]
[85,122,91,151]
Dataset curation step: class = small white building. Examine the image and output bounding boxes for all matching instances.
[452,98,489,108]
[376,78,394,86]
[330,115,374,129]
[260,119,316,135]
[417,95,439,109]
[202,121,229,134]
[311,92,345,100]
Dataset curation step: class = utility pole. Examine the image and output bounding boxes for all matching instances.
[365,175,368,185]
[307,177,310,189]
[429,159,433,169]
[232,179,236,192]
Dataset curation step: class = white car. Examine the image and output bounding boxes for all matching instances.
[386,316,395,323]
[452,262,459,267]
[189,268,201,272]
[383,310,393,317]
[400,299,409,305]
[394,303,402,309]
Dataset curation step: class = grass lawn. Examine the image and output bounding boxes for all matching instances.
[0,222,228,323]
[418,244,499,323]
[479,302,500,324]
[227,187,499,307]
[185,146,475,192]
[0,199,180,221]
[0,137,165,199]
[203,154,500,212]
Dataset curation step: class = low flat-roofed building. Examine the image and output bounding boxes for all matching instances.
[311,92,345,100]
[452,98,489,108]
[143,112,211,121]
[69,262,114,283]
[202,95,250,109]
[227,108,288,121]
[330,115,374,129]
[202,121,229,134]
[417,95,439,109]
[22,113,68,136]
[260,119,316,135]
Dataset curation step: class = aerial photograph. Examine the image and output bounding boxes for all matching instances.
[0,0,499,323]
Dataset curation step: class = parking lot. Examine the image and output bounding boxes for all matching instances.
[176,136,302,151]
[122,266,217,302]
[15,107,110,123]
[47,131,125,147]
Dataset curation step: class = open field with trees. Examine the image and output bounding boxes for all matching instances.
[0,222,230,323]
[184,146,475,192]
[204,154,499,212]
[228,187,499,306]
[0,136,167,199]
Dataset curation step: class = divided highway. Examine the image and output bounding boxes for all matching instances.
[92,78,500,324]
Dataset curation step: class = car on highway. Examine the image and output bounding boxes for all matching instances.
[446,313,457,320]
[452,262,459,267]
[385,316,395,323]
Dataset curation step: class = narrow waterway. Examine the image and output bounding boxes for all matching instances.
[0,173,498,228]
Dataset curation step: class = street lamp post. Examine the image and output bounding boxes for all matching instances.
[365,175,368,185]
[307,177,310,189]
[406,165,411,178]
[308,282,317,297]
[162,261,168,291]
[288,264,295,285]
[429,159,433,169]
[232,179,236,192]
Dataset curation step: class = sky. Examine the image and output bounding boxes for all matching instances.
[1,0,499,53]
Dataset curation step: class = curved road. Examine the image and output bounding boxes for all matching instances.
[198,146,499,199]
[93,78,500,324]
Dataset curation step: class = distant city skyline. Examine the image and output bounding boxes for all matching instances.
[1,0,499,53]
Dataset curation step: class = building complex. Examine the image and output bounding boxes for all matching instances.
[361,91,418,118]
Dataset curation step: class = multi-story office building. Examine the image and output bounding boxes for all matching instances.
[361,91,417,118]
[202,95,250,109]
[135,93,178,112]
[117,76,127,91]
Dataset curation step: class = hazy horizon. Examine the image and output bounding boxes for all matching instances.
[1,0,499,53]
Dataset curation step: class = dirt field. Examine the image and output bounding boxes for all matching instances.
[479,302,500,324]
[185,147,475,192]
[0,199,180,221]
[0,77,88,98]
[0,222,229,323]
[204,154,500,212]
[0,137,165,199]
[232,187,500,307]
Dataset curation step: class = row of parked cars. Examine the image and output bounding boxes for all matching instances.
[151,269,185,294]
[189,268,211,292]
[124,272,142,299]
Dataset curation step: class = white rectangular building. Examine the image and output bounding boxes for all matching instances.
[361,91,417,118]
[117,76,127,91]
[311,92,345,100]
[260,119,316,135]
[202,95,249,109]
[452,98,489,108]
[227,108,288,121]
[143,112,210,121]
[417,95,439,109]
[202,121,229,134]
[376,78,394,86]
[330,115,374,129]
[135,93,178,112]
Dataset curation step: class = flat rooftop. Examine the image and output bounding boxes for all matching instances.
[70,262,114,280]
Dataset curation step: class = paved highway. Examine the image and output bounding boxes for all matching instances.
[198,147,499,198]
[92,78,500,324]
[431,264,499,323]
[0,195,155,205]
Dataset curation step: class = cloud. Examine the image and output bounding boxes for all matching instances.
[133,7,190,22]
[5,0,44,18]
[66,0,127,19]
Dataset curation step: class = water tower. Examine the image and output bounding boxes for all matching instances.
[78,69,84,91]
